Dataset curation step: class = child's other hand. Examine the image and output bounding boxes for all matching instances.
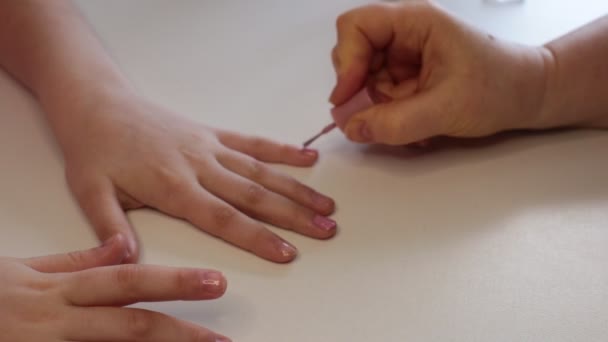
[0,234,231,342]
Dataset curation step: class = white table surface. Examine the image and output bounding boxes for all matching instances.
[2,1,608,341]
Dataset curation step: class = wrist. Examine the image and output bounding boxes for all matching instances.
[41,77,138,155]
[41,72,135,117]
[495,43,555,133]
[522,45,558,130]
[533,42,608,130]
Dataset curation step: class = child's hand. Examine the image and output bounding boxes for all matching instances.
[329,1,552,145]
[0,235,231,342]
[54,90,336,263]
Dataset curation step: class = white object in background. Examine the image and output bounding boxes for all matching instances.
[484,0,524,4]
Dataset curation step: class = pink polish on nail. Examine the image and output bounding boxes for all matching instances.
[201,271,225,294]
[278,240,297,258]
[313,215,337,231]
[301,148,318,157]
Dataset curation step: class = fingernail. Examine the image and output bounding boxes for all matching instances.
[124,237,137,263]
[102,234,120,247]
[312,191,333,208]
[329,88,338,104]
[329,73,345,104]
[102,234,130,264]
[122,251,132,264]
[359,122,373,142]
[416,139,431,148]
[301,148,318,158]
[215,336,232,342]
[201,271,226,294]
[277,239,297,259]
[312,215,337,231]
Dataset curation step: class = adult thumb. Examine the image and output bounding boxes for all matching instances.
[343,92,445,145]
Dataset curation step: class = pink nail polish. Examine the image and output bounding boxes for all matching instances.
[301,148,318,157]
[201,271,225,294]
[313,215,337,231]
[277,239,297,259]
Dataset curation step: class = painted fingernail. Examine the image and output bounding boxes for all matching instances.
[359,122,373,142]
[201,271,226,294]
[313,215,337,231]
[277,239,297,259]
[301,148,318,157]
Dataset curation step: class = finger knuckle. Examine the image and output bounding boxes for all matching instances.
[70,180,105,204]
[248,137,266,154]
[15,304,61,324]
[335,12,352,30]
[114,265,142,296]
[174,269,198,295]
[244,159,266,181]
[157,168,192,211]
[289,178,311,196]
[159,167,190,193]
[117,191,144,210]
[212,206,238,230]
[288,205,303,230]
[126,310,156,338]
[244,184,267,206]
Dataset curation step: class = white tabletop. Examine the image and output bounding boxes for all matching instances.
[2,1,608,341]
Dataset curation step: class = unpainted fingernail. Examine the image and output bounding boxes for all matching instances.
[101,234,130,263]
[201,271,226,294]
[416,139,431,148]
[359,122,373,142]
[215,336,232,342]
[312,215,337,231]
[329,74,345,104]
[123,237,137,263]
[102,234,120,247]
[312,191,333,208]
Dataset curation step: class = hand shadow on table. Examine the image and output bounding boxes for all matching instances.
[132,291,256,338]
[308,127,608,255]
[359,129,572,161]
